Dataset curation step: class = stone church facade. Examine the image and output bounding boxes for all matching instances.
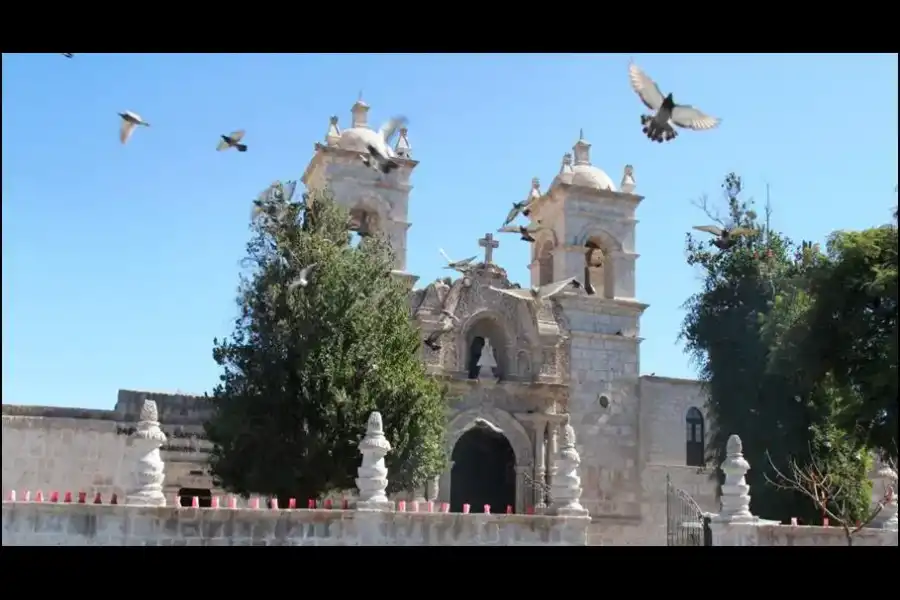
[1,98,717,545]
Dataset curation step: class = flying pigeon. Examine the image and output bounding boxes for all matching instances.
[356,116,408,175]
[489,277,582,305]
[217,130,248,152]
[118,111,149,145]
[288,263,318,291]
[497,221,545,243]
[628,62,720,143]
[423,310,460,351]
[692,225,756,250]
[61,53,74,58]
[502,200,531,227]
[439,248,477,273]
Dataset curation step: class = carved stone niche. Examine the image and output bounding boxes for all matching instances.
[463,315,510,382]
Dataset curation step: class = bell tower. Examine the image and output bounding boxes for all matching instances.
[301,96,418,288]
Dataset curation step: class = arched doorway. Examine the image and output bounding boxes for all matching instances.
[450,424,516,513]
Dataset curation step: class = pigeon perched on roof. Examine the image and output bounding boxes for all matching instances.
[118,111,149,145]
[628,62,720,143]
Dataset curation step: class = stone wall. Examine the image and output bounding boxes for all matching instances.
[2,391,217,500]
[1,501,589,546]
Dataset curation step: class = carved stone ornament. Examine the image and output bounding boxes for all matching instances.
[126,399,168,507]
[355,411,392,509]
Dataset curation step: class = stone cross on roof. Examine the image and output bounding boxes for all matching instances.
[479,232,499,264]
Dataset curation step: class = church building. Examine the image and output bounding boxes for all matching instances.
[1,98,717,546]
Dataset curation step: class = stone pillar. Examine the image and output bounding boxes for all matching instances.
[550,424,589,517]
[426,476,440,502]
[546,419,560,501]
[533,418,548,508]
[709,434,775,546]
[125,400,168,507]
[869,457,898,530]
[514,465,530,514]
[355,412,392,510]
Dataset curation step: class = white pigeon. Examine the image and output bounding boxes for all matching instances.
[354,116,408,174]
[439,248,477,272]
[288,263,318,291]
[628,62,720,144]
[490,277,583,304]
[118,111,149,145]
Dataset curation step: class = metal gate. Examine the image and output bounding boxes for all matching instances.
[665,475,712,546]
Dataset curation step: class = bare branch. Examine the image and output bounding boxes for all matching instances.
[690,194,726,227]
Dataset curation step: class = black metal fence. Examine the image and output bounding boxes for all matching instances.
[665,475,713,546]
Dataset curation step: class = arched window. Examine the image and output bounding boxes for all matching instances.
[685,408,705,467]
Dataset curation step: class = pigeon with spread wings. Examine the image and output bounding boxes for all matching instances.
[355,116,407,175]
[490,277,583,305]
[498,221,545,243]
[439,249,477,273]
[423,310,460,351]
[217,130,248,152]
[692,225,756,250]
[118,111,149,145]
[628,62,720,143]
[288,263,318,292]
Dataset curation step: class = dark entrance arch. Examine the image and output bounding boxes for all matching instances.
[450,424,516,513]
[178,487,212,508]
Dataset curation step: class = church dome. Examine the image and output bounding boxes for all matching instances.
[570,163,616,192]
[555,131,616,192]
[326,97,408,159]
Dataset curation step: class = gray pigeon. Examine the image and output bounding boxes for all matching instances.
[423,310,460,351]
[216,130,248,152]
[497,221,545,243]
[439,248,477,273]
[489,276,582,305]
[356,116,407,175]
[288,263,318,291]
[118,111,149,145]
[628,62,720,143]
[692,225,756,250]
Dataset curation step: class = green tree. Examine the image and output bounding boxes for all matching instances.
[204,183,448,502]
[681,173,841,523]
[763,215,898,458]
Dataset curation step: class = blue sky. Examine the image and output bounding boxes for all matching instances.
[2,53,897,409]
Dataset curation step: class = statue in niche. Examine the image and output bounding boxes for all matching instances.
[477,338,498,381]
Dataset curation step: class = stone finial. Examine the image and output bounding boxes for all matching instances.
[560,152,573,173]
[527,177,542,202]
[394,127,411,158]
[355,411,392,509]
[351,95,370,129]
[717,434,754,521]
[126,400,167,507]
[477,339,498,371]
[621,164,636,194]
[573,130,591,166]
[869,456,898,530]
[550,423,589,516]
[325,115,341,146]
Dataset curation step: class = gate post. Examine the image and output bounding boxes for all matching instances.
[709,434,776,546]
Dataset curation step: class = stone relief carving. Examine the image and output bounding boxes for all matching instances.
[409,260,568,384]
